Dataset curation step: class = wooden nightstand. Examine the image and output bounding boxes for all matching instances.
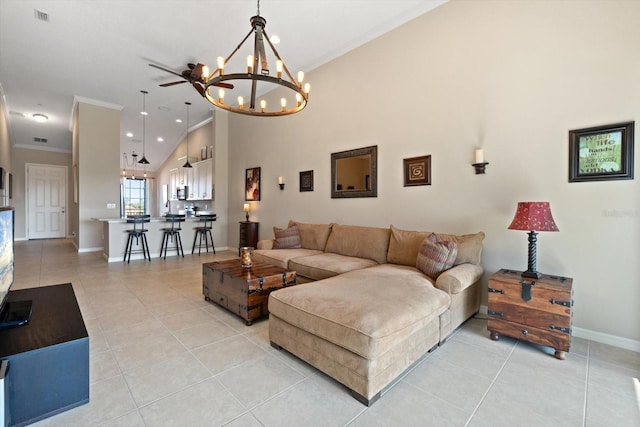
[238,221,259,256]
[487,268,573,359]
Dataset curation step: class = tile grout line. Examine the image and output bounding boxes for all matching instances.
[463,340,518,427]
[582,340,591,427]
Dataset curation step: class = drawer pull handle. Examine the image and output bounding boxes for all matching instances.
[549,324,571,334]
[549,298,572,307]
[522,329,528,336]
[488,310,504,318]
[488,287,504,294]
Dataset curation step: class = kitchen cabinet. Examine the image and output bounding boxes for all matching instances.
[191,159,213,200]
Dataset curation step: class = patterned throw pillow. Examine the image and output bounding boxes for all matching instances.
[273,225,302,249]
[416,233,458,279]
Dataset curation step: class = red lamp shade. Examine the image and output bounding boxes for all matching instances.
[508,202,559,232]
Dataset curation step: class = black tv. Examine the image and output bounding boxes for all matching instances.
[0,207,32,328]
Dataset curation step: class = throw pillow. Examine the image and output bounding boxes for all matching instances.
[416,233,458,279]
[273,225,302,249]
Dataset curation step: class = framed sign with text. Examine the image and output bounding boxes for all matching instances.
[569,121,634,182]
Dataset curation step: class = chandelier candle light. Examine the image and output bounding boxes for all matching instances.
[508,202,559,279]
[201,0,310,116]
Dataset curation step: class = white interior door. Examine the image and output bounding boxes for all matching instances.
[27,164,67,239]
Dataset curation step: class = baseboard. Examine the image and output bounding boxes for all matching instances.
[107,246,235,263]
[78,247,102,253]
[479,304,639,353]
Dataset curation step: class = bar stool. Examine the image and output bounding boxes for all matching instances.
[123,214,151,263]
[159,214,185,259]
[192,214,217,255]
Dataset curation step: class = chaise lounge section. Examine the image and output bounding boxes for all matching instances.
[255,221,484,405]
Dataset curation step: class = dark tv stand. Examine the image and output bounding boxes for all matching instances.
[0,284,89,426]
[0,300,32,329]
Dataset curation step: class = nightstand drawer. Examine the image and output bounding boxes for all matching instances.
[487,299,571,330]
[488,318,570,352]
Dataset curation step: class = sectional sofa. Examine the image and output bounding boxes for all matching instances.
[254,220,485,405]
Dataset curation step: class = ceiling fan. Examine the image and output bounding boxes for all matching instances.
[149,63,233,97]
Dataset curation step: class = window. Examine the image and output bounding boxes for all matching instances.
[121,178,147,217]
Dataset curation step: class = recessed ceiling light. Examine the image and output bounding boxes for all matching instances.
[157,137,164,142]
[140,111,148,116]
[175,119,182,123]
[158,106,170,112]
[32,113,48,122]
[270,35,280,44]
[126,132,133,137]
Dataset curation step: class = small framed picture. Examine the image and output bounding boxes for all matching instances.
[299,170,314,192]
[245,167,261,201]
[403,155,431,186]
[569,121,634,182]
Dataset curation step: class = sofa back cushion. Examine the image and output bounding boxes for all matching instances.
[288,220,333,251]
[387,225,484,266]
[324,224,391,264]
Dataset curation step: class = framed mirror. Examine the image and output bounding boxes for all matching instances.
[331,145,377,198]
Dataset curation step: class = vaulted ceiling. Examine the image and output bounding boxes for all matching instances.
[0,0,446,170]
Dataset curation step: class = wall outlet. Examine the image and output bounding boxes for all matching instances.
[107,203,116,209]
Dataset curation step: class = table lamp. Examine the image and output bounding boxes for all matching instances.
[508,202,559,279]
[243,203,250,222]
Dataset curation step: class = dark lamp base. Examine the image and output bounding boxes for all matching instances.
[521,270,542,279]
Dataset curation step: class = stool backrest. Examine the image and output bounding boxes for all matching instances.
[126,214,150,231]
[197,214,217,227]
[164,214,185,230]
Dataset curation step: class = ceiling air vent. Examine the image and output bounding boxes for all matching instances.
[33,137,48,143]
[9,111,25,117]
[34,9,49,22]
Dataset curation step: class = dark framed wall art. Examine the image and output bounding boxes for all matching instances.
[569,121,634,182]
[299,170,314,192]
[245,167,261,201]
[403,155,432,186]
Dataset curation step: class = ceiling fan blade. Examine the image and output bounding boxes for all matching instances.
[149,63,183,78]
[212,82,234,90]
[193,83,206,97]
[160,81,187,87]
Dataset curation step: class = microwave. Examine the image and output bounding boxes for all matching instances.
[177,186,189,200]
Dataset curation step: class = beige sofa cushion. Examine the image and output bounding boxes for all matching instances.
[324,224,391,264]
[288,220,333,251]
[253,248,323,269]
[387,225,484,266]
[268,264,449,360]
[289,253,378,280]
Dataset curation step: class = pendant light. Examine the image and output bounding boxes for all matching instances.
[138,90,150,165]
[183,102,192,168]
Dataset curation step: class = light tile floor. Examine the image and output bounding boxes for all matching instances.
[10,239,639,427]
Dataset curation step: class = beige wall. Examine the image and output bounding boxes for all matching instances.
[227,0,640,346]
[10,148,72,239]
[76,102,120,251]
[0,91,11,207]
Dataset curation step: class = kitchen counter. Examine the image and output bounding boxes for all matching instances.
[94,215,217,262]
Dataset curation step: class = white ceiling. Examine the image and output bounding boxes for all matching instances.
[0,0,446,170]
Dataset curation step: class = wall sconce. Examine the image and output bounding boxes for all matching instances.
[278,176,285,190]
[472,149,489,174]
[243,203,250,222]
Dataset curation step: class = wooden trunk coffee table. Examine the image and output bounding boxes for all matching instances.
[202,259,296,325]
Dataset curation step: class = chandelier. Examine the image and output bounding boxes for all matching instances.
[202,0,310,117]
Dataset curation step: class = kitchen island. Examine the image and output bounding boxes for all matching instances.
[95,216,216,262]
